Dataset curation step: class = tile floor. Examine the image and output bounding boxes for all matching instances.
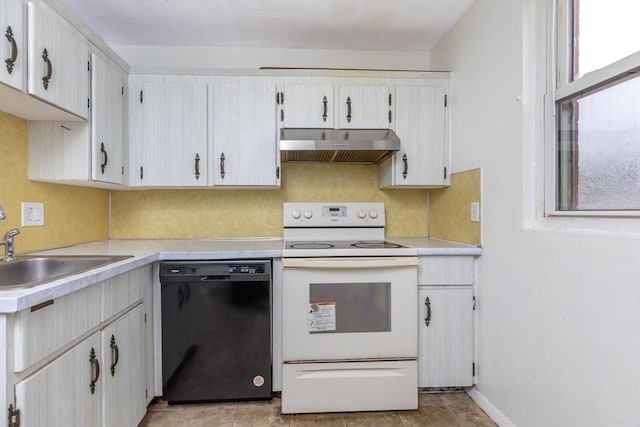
[139,392,497,427]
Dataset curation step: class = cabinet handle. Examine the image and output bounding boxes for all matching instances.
[100,142,108,174]
[402,153,408,179]
[424,296,431,327]
[5,26,17,74]
[346,96,352,123]
[110,334,120,376]
[194,153,200,180]
[139,166,144,180]
[89,347,100,394]
[220,152,226,179]
[322,96,328,122]
[41,48,52,90]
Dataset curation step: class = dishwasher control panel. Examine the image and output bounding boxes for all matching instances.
[229,264,267,274]
[160,260,271,278]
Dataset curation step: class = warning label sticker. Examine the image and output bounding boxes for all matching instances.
[308,302,336,332]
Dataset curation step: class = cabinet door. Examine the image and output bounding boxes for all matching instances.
[15,332,102,427]
[27,1,88,119]
[212,83,279,186]
[141,81,208,186]
[418,287,474,388]
[102,305,146,427]
[0,0,25,91]
[338,85,390,128]
[91,53,124,184]
[395,85,447,186]
[280,84,334,128]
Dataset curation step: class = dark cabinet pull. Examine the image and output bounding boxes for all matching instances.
[41,48,52,90]
[424,296,431,327]
[110,335,120,376]
[5,26,17,74]
[402,153,408,179]
[194,153,200,180]
[89,347,100,394]
[139,166,144,180]
[220,152,226,179]
[346,96,352,123]
[100,142,108,174]
[322,96,328,122]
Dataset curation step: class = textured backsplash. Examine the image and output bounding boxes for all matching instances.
[111,163,429,238]
[0,113,109,252]
[428,168,482,246]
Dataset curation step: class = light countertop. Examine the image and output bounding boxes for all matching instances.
[0,237,480,313]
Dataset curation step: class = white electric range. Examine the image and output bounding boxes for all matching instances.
[281,202,419,414]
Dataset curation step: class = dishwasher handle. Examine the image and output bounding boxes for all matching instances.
[161,274,272,283]
[200,275,230,281]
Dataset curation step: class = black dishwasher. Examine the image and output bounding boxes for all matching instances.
[160,260,272,403]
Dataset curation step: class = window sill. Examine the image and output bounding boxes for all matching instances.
[526,214,640,239]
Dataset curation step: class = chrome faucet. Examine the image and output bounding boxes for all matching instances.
[1,229,20,261]
[0,202,20,261]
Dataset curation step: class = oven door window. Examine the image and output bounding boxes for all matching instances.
[309,282,391,333]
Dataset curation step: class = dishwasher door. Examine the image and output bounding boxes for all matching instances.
[160,260,272,403]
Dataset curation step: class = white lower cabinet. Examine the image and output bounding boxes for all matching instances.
[102,305,146,427]
[9,266,152,427]
[417,256,475,388]
[15,306,145,427]
[15,331,102,427]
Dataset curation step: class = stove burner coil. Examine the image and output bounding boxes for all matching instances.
[288,243,335,250]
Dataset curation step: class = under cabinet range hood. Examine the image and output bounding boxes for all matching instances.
[279,128,400,164]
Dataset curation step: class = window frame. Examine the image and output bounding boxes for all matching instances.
[544,0,640,218]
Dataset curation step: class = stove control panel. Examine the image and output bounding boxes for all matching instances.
[284,202,385,227]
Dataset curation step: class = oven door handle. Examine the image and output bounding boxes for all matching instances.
[282,257,418,269]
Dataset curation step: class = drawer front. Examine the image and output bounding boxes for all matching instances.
[13,283,102,372]
[418,256,474,285]
[282,360,417,414]
[102,266,149,321]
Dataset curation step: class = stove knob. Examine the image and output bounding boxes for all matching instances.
[369,210,378,219]
[292,210,301,219]
[304,210,313,219]
[358,210,367,219]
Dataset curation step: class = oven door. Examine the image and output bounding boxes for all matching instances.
[282,256,418,362]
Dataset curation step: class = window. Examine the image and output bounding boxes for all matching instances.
[553,0,640,213]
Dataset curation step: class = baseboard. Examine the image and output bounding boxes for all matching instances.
[466,387,517,427]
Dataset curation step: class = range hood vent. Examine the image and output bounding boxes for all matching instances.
[280,128,400,165]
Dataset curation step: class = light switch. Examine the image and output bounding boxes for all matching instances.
[22,202,45,226]
[470,202,480,222]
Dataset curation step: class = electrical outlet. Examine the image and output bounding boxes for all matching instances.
[22,202,44,226]
[470,202,480,222]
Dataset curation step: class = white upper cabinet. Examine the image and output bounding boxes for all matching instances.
[0,0,25,91]
[137,81,208,187]
[380,80,450,188]
[91,53,125,184]
[27,52,125,187]
[337,84,390,129]
[27,1,89,119]
[212,82,279,187]
[278,84,334,128]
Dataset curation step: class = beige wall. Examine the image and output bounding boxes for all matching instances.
[111,164,429,238]
[0,113,109,253]
[428,168,481,246]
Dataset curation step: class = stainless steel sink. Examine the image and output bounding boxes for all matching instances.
[0,255,132,289]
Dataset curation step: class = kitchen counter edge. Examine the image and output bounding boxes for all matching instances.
[0,237,480,313]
